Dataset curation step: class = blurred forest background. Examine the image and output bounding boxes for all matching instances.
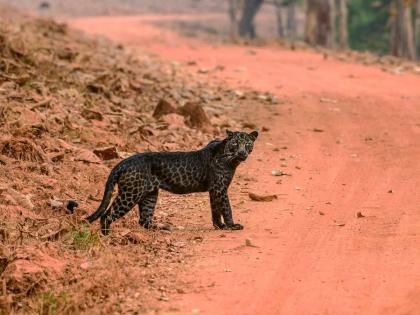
[232,0,420,60]
[2,0,420,60]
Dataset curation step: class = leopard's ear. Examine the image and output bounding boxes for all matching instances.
[226,130,234,138]
[249,130,259,141]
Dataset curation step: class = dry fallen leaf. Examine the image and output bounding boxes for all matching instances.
[248,193,277,202]
[356,211,365,218]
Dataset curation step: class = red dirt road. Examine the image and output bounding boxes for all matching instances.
[69,15,420,315]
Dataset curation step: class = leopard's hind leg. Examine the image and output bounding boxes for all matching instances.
[138,189,158,229]
[100,191,141,235]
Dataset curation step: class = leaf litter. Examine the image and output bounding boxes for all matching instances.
[0,9,266,314]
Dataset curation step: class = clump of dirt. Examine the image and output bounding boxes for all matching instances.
[0,9,255,314]
[153,99,177,119]
[178,102,211,130]
[153,99,212,130]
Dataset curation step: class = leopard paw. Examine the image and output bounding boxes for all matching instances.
[213,222,226,230]
[224,223,244,230]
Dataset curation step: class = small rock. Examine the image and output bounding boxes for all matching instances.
[257,94,268,101]
[319,211,325,216]
[93,146,119,160]
[233,90,245,98]
[50,199,64,209]
[198,68,209,74]
[75,149,101,164]
[271,170,291,176]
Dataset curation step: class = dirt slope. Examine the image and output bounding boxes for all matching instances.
[68,15,420,315]
[0,11,261,314]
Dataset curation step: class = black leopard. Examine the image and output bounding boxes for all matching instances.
[86,130,258,235]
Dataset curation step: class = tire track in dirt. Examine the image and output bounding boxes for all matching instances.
[68,15,420,315]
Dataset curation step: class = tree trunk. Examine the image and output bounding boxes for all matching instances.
[337,0,348,49]
[274,0,285,38]
[390,0,416,60]
[305,0,335,48]
[304,0,318,45]
[327,0,336,48]
[228,0,240,40]
[416,0,420,55]
[239,0,264,39]
[286,2,297,41]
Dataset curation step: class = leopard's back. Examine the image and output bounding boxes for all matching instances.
[149,150,212,194]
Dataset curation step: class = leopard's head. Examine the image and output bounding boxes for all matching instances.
[223,130,258,163]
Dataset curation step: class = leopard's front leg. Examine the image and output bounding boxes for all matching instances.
[209,188,243,230]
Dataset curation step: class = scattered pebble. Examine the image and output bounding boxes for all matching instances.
[320,98,338,104]
[50,199,64,209]
[271,170,291,176]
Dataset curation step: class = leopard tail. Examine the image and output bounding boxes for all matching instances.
[85,169,120,223]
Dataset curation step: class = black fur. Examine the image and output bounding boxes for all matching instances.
[86,130,258,235]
